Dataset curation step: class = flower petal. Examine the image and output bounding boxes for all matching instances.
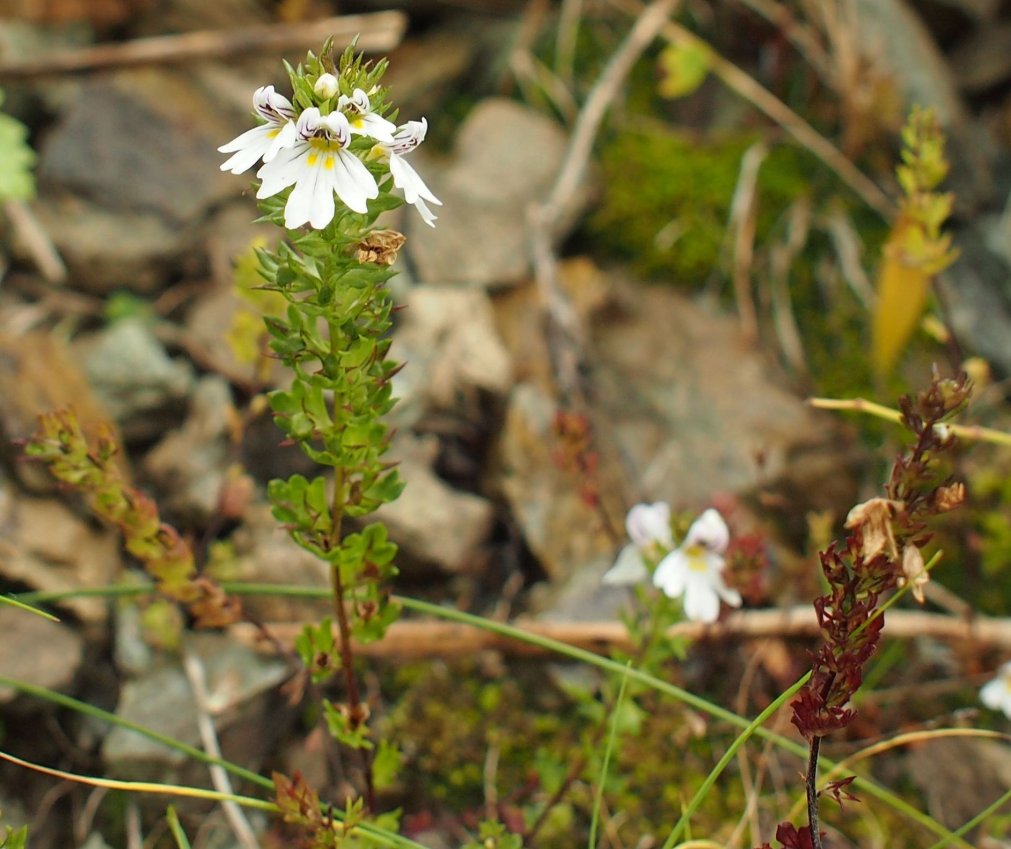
[264,120,298,162]
[980,663,1011,717]
[684,508,729,554]
[256,144,306,198]
[626,502,673,549]
[652,549,687,598]
[219,124,274,173]
[682,574,721,623]
[332,149,378,213]
[602,544,649,586]
[389,154,441,205]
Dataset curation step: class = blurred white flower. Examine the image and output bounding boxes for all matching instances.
[218,85,298,175]
[338,88,396,142]
[602,502,673,586]
[980,662,1011,718]
[652,508,741,624]
[256,108,378,229]
[369,119,442,227]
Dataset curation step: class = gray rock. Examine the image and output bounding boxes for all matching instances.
[494,272,859,583]
[102,632,289,782]
[33,70,239,292]
[143,376,235,521]
[373,433,496,574]
[407,98,587,287]
[0,605,84,705]
[31,197,194,294]
[390,285,512,429]
[77,317,194,442]
[38,74,234,225]
[0,491,122,624]
[938,222,1011,376]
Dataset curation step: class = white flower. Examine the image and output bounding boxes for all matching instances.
[980,662,1011,718]
[603,502,673,586]
[255,108,379,230]
[338,88,396,142]
[369,119,442,227]
[314,73,340,100]
[218,85,298,175]
[652,508,741,624]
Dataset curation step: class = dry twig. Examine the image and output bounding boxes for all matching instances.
[611,0,895,218]
[181,646,260,849]
[528,0,680,399]
[0,13,407,80]
[232,607,1011,659]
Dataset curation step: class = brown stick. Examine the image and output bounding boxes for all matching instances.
[230,606,1011,659]
[0,13,407,80]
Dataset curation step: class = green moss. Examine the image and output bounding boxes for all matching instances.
[588,128,815,282]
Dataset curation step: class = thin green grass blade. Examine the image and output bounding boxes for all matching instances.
[0,594,59,621]
[165,807,192,849]
[589,661,631,849]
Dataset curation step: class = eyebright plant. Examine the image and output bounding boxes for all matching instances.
[763,371,970,849]
[218,41,438,825]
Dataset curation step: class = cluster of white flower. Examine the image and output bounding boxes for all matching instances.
[219,74,441,230]
[603,502,742,624]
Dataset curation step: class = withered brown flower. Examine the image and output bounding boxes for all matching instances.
[898,544,929,604]
[844,497,903,561]
[354,229,406,265]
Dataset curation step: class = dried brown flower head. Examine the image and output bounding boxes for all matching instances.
[934,481,965,513]
[844,497,903,561]
[355,229,406,265]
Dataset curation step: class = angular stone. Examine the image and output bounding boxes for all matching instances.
[33,69,240,292]
[390,285,512,428]
[0,605,84,704]
[143,376,236,522]
[373,433,496,574]
[0,493,122,624]
[102,632,289,782]
[407,98,588,286]
[494,268,860,583]
[38,73,235,225]
[77,317,194,442]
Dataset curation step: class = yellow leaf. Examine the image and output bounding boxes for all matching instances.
[871,221,932,378]
[658,39,711,100]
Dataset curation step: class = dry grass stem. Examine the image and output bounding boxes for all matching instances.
[234,607,1011,659]
[0,13,407,79]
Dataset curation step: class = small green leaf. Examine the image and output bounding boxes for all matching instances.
[372,739,402,791]
[657,39,711,99]
[0,91,34,201]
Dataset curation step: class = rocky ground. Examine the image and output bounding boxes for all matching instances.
[3,0,1011,847]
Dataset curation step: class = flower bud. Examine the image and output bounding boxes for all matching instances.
[313,73,339,99]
